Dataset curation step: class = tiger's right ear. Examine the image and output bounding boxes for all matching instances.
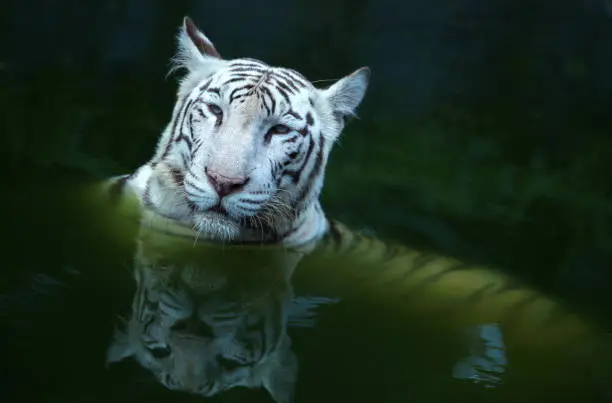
[182,17,221,59]
[171,16,224,74]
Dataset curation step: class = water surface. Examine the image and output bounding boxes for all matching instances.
[1,179,610,403]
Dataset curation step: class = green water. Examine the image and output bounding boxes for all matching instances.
[1,179,610,403]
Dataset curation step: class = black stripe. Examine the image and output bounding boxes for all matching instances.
[270,75,295,95]
[191,140,203,157]
[272,72,299,93]
[142,184,154,208]
[229,61,268,69]
[306,112,314,126]
[222,77,250,86]
[229,73,261,79]
[408,260,472,288]
[175,132,193,149]
[286,135,314,184]
[285,109,302,120]
[297,126,309,136]
[259,90,271,116]
[198,78,212,92]
[229,65,268,73]
[185,176,208,194]
[173,99,195,156]
[344,232,364,254]
[275,85,292,105]
[229,84,254,103]
[196,108,207,120]
[282,135,300,144]
[278,70,307,90]
[294,134,326,208]
[465,282,498,303]
[255,316,267,364]
[259,86,277,116]
[327,219,344,251]
[408,252,439,273]
[285,68,309,87]
[270,76,296,95]
[178,99,195,132]
[169,168,185,187]
[159,96,189,160]
[381,243,404,263]
[180,152,189,168]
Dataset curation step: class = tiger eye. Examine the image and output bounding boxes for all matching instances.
[267,124,291,135]
[207,104,223,116]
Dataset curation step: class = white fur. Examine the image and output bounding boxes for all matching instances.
[126,17,370,251]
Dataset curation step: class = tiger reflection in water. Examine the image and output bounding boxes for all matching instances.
[106,222,332,403]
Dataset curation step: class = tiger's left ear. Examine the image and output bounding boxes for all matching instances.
[321,67,370,119]
[172,16,224,74]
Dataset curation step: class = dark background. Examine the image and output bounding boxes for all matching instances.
[2,0,612,322]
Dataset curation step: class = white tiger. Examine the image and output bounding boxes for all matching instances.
[110,16,369,252]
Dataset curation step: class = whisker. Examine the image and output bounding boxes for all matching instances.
[192,222,201,247]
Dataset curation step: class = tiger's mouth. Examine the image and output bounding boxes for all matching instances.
[207,203,228,216]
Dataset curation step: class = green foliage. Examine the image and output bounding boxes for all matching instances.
[326,119,612,225]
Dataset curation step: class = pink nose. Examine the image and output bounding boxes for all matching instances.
[205,167,249,198]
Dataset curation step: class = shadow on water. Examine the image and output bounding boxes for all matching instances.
[1,178,611,403]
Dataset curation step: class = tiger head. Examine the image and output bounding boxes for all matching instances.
[107,234,301,403]
[131,16,369,244]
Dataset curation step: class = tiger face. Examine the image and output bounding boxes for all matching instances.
[131,17,369,243]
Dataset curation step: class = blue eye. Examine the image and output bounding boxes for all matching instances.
[207,104,223,116]
[267,124,291,135]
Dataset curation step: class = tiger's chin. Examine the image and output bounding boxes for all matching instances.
[192,211,243,242]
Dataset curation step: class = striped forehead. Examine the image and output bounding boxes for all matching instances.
[204,59,313,115]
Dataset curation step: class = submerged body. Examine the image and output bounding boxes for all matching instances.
[92,175,610,402]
